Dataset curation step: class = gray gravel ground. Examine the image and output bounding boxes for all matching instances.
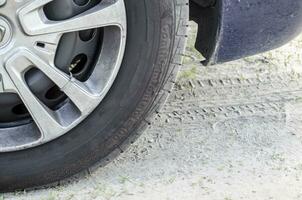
[3,22,302,200]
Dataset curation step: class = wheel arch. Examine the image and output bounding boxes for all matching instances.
[189,0,302,65]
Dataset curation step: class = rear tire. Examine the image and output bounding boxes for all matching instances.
[0,0,189,191]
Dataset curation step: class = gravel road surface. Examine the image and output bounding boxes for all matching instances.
[3,22,302,200]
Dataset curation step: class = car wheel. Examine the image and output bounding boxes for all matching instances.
[0,0,189,191]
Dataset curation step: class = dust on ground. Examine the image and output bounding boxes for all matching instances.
[3,22,302,200]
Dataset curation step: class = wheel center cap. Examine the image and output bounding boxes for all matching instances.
[0,17,12,48]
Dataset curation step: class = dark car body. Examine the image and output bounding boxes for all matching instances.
[190,0,302,65]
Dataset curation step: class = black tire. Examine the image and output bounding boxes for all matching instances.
[0,0,189,191]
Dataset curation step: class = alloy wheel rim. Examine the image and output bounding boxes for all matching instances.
[0,0,127,152]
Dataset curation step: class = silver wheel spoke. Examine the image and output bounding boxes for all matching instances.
[19,0,126,36]
[6,50,99,114]
[5,51,66,141]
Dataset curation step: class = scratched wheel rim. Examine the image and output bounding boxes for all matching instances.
[0,0,127,152]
